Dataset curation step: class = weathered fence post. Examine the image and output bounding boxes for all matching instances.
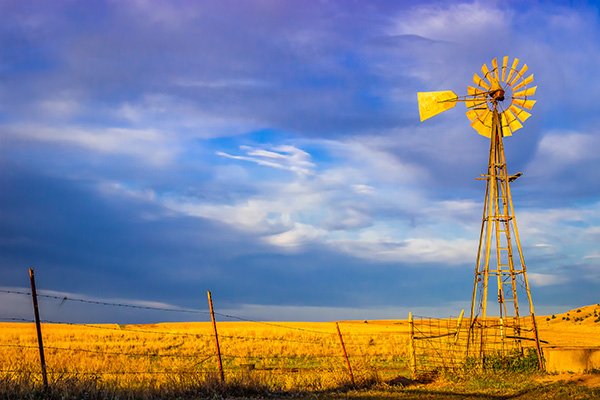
[207,291,224,382]
[409,312,416,378]
[336,323,355,387]
[530,312,544,371]
[29,268,48,389]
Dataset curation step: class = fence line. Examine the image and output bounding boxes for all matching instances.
[0,289,210,315]
[0,269,411,389]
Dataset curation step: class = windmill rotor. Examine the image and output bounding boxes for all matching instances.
[418,57,536,138]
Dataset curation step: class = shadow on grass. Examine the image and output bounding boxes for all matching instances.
[3,372,600,400]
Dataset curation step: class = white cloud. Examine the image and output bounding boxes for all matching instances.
[352,184,375,195]
[35,91,83,118]
[114,94,261,139]
[528,273,564,287]
[331,236,474,265]
[97,181,157,202]
[7,125,180,165]
[164,139,480,265]
[217,145,315,176]
[174,78,270,89]
[391,2,506,43]
[263,223,327,250]
[583,250,600,260]
[527,130,600,173]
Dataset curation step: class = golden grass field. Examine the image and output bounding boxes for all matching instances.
[0,319,410,390]
[1,304,599,392]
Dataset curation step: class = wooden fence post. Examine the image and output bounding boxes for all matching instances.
[336,323,355,387]
[207,291,224,382]
[29,268,48,389]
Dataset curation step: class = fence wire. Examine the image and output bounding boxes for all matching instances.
[410,314,540,376]
[0,287,411,388]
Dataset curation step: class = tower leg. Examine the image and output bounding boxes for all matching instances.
[469,108,541,368]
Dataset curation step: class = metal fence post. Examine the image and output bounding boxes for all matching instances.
[29,268,48,389]
[409,312,416,379]
[336,323,355,386]
[207,291,224,382]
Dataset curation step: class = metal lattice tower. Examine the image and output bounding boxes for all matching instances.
[417,57,543,368]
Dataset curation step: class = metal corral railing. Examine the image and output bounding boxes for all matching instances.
[409,311,541,378]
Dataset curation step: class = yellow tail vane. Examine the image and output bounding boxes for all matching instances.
[417,91,458,121]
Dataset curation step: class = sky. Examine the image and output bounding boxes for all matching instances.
[1,0,600,324]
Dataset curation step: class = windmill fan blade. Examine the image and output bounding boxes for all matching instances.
[466,108,486,122]
[509,105,532,122]
[492,58,498,73]
[491,58,499,83]
[510,64,529,86]
[473,73,490,90]
[483,62,500,90]
[502,109,523,133]
[512,98,536,110]
[505,58,520,83]
[417,91,458,121]
[501,56,508,82]
[481,63,491,80]
[499,109,514,137]
[466,98,487,109]
[512,75,534,91]
[513,86,537,98]
[468,86,487,96]
[470,109,493,137]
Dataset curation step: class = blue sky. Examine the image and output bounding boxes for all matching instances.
[1,0,600,323]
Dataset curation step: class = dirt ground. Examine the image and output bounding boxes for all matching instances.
[537,372,600,387]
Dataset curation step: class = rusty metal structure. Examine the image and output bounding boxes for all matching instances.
[417,57,542,369]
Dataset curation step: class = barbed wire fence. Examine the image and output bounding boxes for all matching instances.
[0,269,411,390]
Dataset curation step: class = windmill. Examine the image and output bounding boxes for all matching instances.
[417,57,542,368]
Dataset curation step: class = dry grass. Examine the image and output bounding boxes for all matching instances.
[0,319,410,391]
[2,304,600,398]
[536,303,600,347]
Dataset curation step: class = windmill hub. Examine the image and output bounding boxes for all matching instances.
[489,89,505,101]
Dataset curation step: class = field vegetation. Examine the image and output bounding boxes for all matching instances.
[1,305,600,399]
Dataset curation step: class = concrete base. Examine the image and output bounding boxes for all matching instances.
[543,347,600,373]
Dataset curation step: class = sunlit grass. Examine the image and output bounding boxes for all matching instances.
[0,320,411,390]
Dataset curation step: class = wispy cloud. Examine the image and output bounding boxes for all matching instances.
[217,145,315,176]
[6,125,180,165]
